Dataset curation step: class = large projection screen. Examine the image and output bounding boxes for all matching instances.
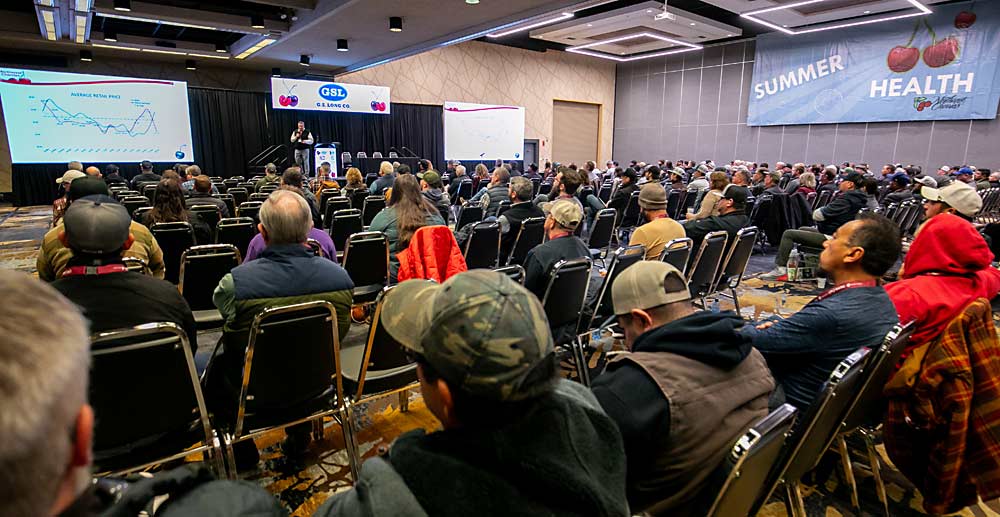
[444,102,525,161]
[0,68,194,164]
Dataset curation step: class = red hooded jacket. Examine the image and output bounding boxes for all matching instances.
[396,225,467,283]
[886,213,1000,351]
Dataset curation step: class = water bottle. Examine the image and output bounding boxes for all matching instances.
[787,244,800,281]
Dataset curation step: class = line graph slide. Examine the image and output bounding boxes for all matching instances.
[444,101,525,160]
[0,68,193,163]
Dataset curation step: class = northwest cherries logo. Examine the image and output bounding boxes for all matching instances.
[888,11,973,73]
[913,97,932,111]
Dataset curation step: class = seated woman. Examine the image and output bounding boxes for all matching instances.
[343,167,366,190]
[368,174,445,283]
[142,179,212,244]
[797,172,817,196]
[685,171,728,222]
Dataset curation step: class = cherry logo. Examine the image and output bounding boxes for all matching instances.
[913,97,932,112]
[888,46,920,73]
[370,101,386,112]
[955,11,976,29]
[278,94,299,107]
[923,36,960,68]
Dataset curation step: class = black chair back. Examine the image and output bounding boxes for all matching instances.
[587,208,616,250]
[496,200,512,218]
[234,301,344,436]
[362,196,386,226]
[132,206,153,223]
[659,237,694,276]
[364,173,377,187]
[840,322,915,433]
[343,231,389,287]
[249,192,270,202]
[598,182,613,203]
[179,244,241,311]
[464,221,501,269]
[351,286,417,398]
[216,217,256,259]
[539,181,552,196]
[506,216,546,266]
[228,187,249,207]
[121,196,150,218]
[540,257,593,333]
[223,178,239,190]
[687,230,729,298]
[753,348,872,514]
[705,404,798,517]
[142,184,157,203]
[456,204,483,229]
[323,197,352,228]
[346,188,369,211]
[666,189,685,219]
[682,189,700,213]
[90,323,219,474]
[150,222,195,284]
[319,188,341,215]
[189,205,221,239]
[329,208,363,258]
[814,190,833,209]
[453,180,473,205]
[237,201,263,224]
[589,245,646,327]
[215,194,236,218]
[619,191,641,227]
[258,184,279,194]
[716,227,759,293]
[495,265,526,284]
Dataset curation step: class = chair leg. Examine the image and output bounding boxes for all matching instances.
[208,436,227,479]
[573,338,591,387]
[731,287,741,314]
[837,435,860,510]
[311,418,325,442]
[398,389,409,412]
[784,481,807,517]
[862,428,890,517]
[340,402,361,483]
[223,433,238,480]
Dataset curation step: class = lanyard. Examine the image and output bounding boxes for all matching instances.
[813,280,877,302]
[62,264,129,277]
[652,214,669,220]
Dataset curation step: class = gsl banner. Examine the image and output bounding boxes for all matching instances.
[747,1,1000,126]
[271,77,390,115]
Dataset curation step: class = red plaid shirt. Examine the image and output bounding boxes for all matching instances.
[884,298,1000,514]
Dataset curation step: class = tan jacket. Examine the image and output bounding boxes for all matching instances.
[36,221,165,281]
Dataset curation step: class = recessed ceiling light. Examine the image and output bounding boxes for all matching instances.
[250,14,265,29]
[690,22,696,25]
[586,23,592,27]
[185,59,196,70]
[864,10,871,14]
[300,54,310,66]
[486,12,573,38]
[113,0,130,12]
[215,42,226,53]
[567,31,702,62]
[389,16,403,32]
[337,38,348,51]
[271,67,281,77]
[466,0,479,4]
[742,0,931,35]
[646,9,653,13]
[104,29,117,42]
[80,50,92,61]
[726,33,733,36]
[782,24,788,27]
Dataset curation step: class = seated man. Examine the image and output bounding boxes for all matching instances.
[418,170,450,214]
[883,171,913,204]
[761,171,868,280]
[745,213,901,410]
[629,183,685,260]
[37,177,166,281]
[181,165,218,194]
[316,270,629,516]
[255,162,281,192]
[522,199,590,301]
[762,170,784,195]
[887,213,1000,353]
[281,167,323,230]
[606,168,639,220]
[920,180,981,222]
[185,175,230,217]
[497,177,544,261]
[243,186,338,262]
[592,261,773,513]
[206,190,354,467]
[683,185,750,253]
[687,168,710,191]
[50,195,198,353]
[131,159,161,190]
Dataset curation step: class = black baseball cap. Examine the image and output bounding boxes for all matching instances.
[843,171,865,186]
[722,184,749,206]
[69,177,110,201]
[63,195,131,255]
[622,168,639,181]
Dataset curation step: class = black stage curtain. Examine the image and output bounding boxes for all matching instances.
[268,102,443,174]
[11,87,444,206]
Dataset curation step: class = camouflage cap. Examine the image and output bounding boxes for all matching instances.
[381,270,555,402]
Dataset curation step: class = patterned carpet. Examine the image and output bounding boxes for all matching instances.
[4,204,998,516]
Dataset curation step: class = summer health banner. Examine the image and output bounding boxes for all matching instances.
[747,1,1000,126]
[270,77,390,114]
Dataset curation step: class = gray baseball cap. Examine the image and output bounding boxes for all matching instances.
[63,195,132,255]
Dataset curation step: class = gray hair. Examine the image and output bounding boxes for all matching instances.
[455,165,466,176]
[510,177,533,201]
[259,189,311,245]
[0,271,90,516]
[67,161,83,172]
[492,167,510,185]
[265,163,277,174]
[800,172,817,189]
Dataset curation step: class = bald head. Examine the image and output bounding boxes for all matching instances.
[84,167,100,178]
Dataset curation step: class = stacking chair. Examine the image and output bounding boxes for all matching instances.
[258,184,279,195]
[237,201,263,224]
[712,227,759,312]
[666,189,685,219]
[587,208,617,266]
[686,231,729,308]
[249,192,270,202]
[179,244,241,329]
[218,301,358,479]
[356,151,368,159]
[340,286,419,458]
[496,200,512,218]
[455,204,483,230]
[463,221,500,269]
[704,404,798,517]
[341,151,353,167]
[142,184,157,203]
[216,217,256,259]
[329,209,363,262]
[832,322,915,513]
[363,173,378,188]
[682,189,700,214]
[371,151,383,159]
[342,231,389,304]
[238,181,256,193]
[539,181,552,196]
[348,187,370,211]
[122,256,148,275]
[319,189,342,216]
[751,348,873,517]
[215,193,236,219]
[132,206,153,223]
[531,177,542,198]
[189,205,222,241]
[453,180,473,205]
[586,245,646,332]
[361,196,386,227]
[598,182,613,203]
[150,221,195,284]
[121,196,150,218]
[505,216,546,266]
[387,151,398,159]
[212,182,227,194]
[90,322,224,477]
[617,191,642,230]
[495,264,526,284]
[540,258,593,379]
[659,237,694,276]
[323,197,351,229]
[814,190,833,210]
[223,178,240,190]
[228,187,249,207]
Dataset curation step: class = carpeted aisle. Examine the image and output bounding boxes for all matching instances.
[3,204,999,516]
